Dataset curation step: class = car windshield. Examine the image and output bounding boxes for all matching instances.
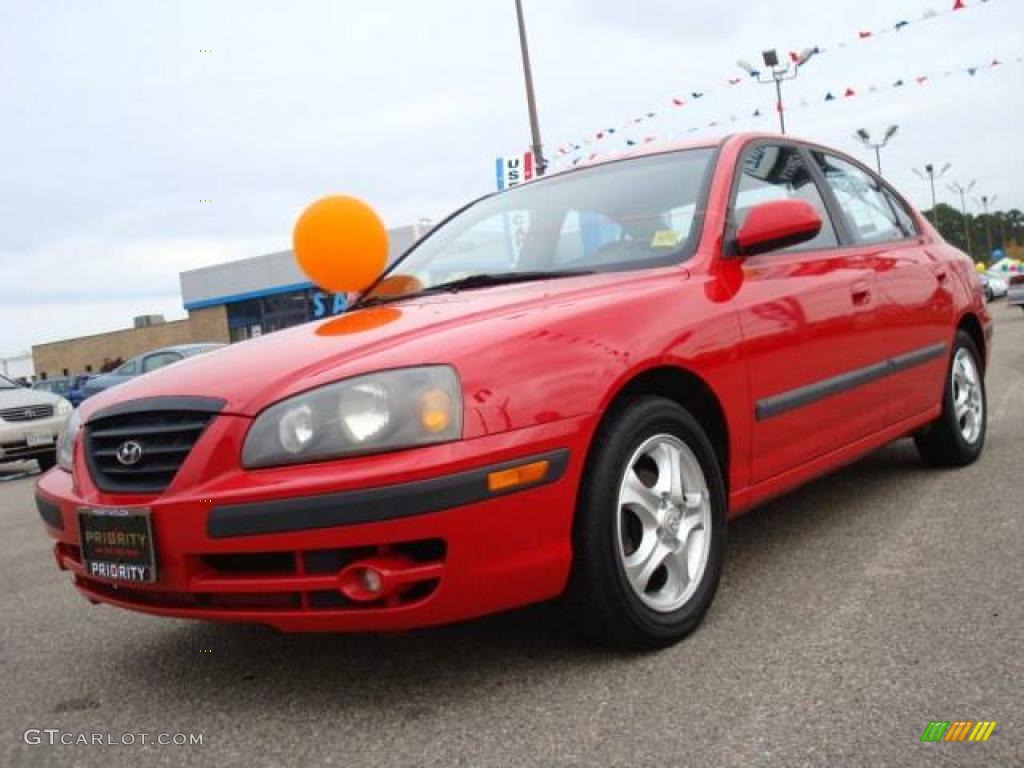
[0,374,17,389]
[363,148,715,303]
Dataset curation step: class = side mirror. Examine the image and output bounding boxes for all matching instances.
[735,199,823,257]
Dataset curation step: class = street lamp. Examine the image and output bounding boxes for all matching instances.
[737,47,817,134]
[853,125,898,175]
[514,0,546,175]
[912,162,951,223]
[973,193,998,258]
[948,179,976,258]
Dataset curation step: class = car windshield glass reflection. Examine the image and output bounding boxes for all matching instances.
[362,148,714,304]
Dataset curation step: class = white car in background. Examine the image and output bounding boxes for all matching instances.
[1008,273,1024,311]
[981,272,1009,301]
[0,374,73,471]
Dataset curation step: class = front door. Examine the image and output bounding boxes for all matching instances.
[727,142,888,484]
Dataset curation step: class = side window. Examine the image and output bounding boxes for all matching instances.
[882,187,918,238]
[141,352,182,373]
[733,145,839,251]
[115,360,137,376]
[813,153,911,244]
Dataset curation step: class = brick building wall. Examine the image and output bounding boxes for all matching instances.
[31,306,229,379]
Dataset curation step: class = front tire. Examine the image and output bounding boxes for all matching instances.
[914,331,986,467]
[567,396,726,650]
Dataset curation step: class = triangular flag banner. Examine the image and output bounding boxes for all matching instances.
[672,98,685,106]
[646,112,656,118]
[825,92,835,101]
[991,58,1000,65]
[625,139,637,146]
[691,92,704,98]
[753,109,761,117]
[893,79,905,87]
[953,0,965,9]
[858,31,872,38]
[967,67,978,75]
[844,87,856,97]
[916,76,928,84]
[789,51,800,62]
[894,20,909,30]
[728,77,741,85]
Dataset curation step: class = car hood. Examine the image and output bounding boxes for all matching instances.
[78,270,686,419]
[84,374,118,389]
[0,387,63,409]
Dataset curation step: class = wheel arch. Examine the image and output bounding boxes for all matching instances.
[957,312,987,371]
[589,365,731,498]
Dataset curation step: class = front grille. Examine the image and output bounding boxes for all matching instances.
[84,409,217,494]
[0,404,54,422]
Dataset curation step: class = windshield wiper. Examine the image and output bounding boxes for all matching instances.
[354,269,593,308]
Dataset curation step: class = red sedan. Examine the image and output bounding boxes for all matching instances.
[36,134,991,649]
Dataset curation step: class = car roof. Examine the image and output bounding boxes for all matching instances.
[131,342,224,359]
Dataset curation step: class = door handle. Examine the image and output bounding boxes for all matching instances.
[851,281,871,306]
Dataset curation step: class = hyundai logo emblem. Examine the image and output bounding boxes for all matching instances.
[115,440,144,466]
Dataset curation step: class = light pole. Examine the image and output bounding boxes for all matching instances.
[737,48,817,134]
[973,194,998,258]
[853,125,898,175]
[514,0,546,175]
[948,179,976,258]
[912,162,950,223]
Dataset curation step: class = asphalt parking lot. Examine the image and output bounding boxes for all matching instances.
[2,303,1021,768]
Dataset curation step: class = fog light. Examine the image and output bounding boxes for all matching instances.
[360,567,382,594]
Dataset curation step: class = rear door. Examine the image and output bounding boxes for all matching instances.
[729,141,887,483]
[810,151,954,423]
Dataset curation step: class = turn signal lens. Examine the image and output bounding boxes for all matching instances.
[420,388,453,433]
[487,460,550,492]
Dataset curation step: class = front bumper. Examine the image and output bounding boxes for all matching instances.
[35,414,588,632]
[1007,285,1024,306]
[0,414,65,463]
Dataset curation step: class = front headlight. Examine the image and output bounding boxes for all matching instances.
[242,366,462,468]
[55,398,73,417]
[56,408,82,472]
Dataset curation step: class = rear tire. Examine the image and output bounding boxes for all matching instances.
[36,452,57,472]
[567,396,726,651]
[914,331,986,467]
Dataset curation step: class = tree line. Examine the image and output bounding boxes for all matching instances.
[923,204,1024,264]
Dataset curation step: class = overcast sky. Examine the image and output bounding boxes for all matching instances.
[1,0,1022,359]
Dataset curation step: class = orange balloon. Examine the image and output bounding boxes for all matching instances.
[293,195,388,293]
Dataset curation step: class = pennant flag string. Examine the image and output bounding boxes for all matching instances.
[553,53,1021,170]
[551,0,1006,160]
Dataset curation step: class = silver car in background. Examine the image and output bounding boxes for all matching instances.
[1008,273,1024,312]
[0,374,73,471]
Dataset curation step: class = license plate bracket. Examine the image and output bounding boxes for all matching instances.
[26,431,54,447]
[77,507,157,583]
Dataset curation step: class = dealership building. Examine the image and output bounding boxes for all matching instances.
[31,225,418,379]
